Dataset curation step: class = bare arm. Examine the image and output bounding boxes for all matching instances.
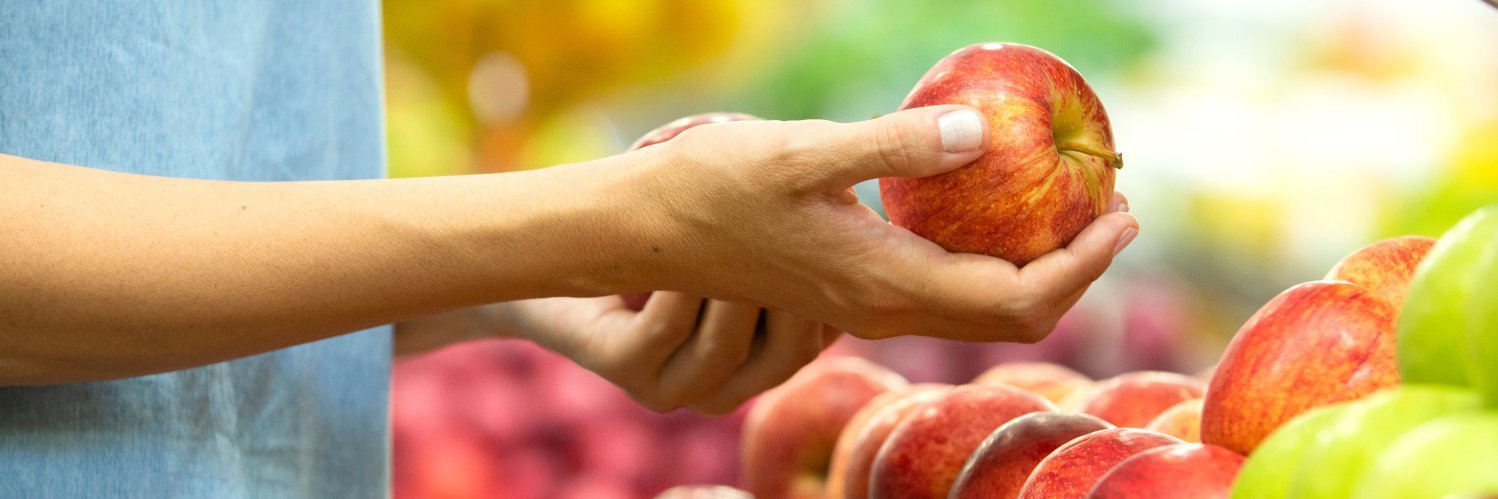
[3,106,1138,392]
[0,155,646,384]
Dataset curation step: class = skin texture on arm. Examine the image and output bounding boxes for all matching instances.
[2,105,1138,392]
[0,155,647,385]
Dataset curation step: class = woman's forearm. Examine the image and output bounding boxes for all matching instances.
[0,153,649,385]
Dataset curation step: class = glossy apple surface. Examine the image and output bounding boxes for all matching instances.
[948,412,1112,499]
[1350,412,1498,498]
[1228,403,1352,499]
[880,42,1120,265]
[1399,205,1498,386]
[825,385,949,499]
[740,357,907,499]
[1324,235,1435,310]
[1144,398,1203,442]
[1086,443,1243,499]
[1201,281,1400,455]
[1017,428,1182,499]
[1287,385,1479,499]
[869,384,1055,499]
[1078,371,1204,429]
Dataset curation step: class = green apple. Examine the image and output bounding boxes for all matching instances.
[1399,205,1498,386]
[1228,403,1352,499]
[1470,242,1498,407]
[1286,385,1480,498]
[1351,412,1498,498]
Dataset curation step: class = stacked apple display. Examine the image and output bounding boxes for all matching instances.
[723,204,1497,499]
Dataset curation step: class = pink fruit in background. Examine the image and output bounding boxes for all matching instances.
[948,412,1113,499]
[869,384,1056,499]
[1143,399,1203,443]
[1085,443,1243,499]
[1078,371,1205,429]
[880,42,1121,265]
[740,357,908,499]
[1017,428,1182,499]
[1202,281,1400,455]
[825,384,950,499]
[972,362,1093,403]
[622,112,762,310]
[1324,235,1436,310]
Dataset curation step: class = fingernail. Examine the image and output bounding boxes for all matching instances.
[938,109,984,153]
[1113,227,1138,255]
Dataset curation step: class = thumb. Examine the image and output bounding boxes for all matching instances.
[818,105,988,190]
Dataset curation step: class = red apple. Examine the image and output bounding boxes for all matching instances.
[1085,443,1243,499]
[1324,235,1436,310]
[1017,428,1183,499]
[1078,371,1205,429]
[869,384,1056,499]
[740,357,908,499]
[655,485,754,499]
[622,112,762,310]
[972,362,1093,404]
[880,42,1121,265]
[948,412,1114,499]
[1201,281,1400,455]
[1143,399,1203,443]
[629,112,761,151]
[825,385,950,499]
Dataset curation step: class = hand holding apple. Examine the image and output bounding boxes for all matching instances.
[880,42,1122,265]
[610,103,1137,342]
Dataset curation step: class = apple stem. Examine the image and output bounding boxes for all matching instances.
[1056,142,1124,170]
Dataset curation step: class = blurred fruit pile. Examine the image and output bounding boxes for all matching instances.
[392,203,1497,498]
[663,204,1497,499]
[392,340,749,499]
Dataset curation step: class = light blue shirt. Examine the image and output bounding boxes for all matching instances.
[0,1,392,497]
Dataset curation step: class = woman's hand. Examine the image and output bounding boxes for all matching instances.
[500,295,838,414]
[606,105,1139,342]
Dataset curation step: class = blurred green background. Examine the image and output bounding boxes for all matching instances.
[384,0,1498,497]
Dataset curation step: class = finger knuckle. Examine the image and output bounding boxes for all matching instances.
[874,121,918,175]
[700,337,751,367]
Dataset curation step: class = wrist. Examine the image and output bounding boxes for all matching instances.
[565,151,691,296]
